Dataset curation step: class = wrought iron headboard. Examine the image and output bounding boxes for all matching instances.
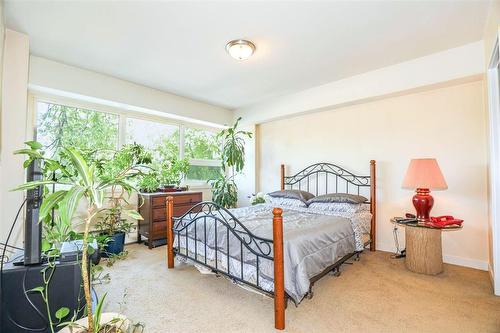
[280,160,377,251]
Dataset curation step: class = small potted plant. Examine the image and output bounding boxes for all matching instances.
[138,172,161,193]
[158,157,190,192]
[96,208,135,257]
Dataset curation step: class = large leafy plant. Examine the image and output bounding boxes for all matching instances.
[218,117,252,175]
[13,142,144,332]
[96,144,152,236]
[210,117,252,208]
[211,174,238,209]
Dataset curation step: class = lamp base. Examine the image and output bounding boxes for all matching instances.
[413,188,434,221]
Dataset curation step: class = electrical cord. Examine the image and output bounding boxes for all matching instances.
[0,198,28,323]
[390,223,406,259]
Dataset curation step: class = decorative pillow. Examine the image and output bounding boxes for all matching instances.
[265,195,308,208]
[267,190,315,204]
[308,202,369,214]
[307,193,368,205]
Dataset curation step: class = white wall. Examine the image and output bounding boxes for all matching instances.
[29,56,233,127]
[236,41,484,125]
[258,80,489,270]
[0,29,29,246]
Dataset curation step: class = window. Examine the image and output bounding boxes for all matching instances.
[33,98,223,185]
[125,117,180,162]
[184,127,222,182]
[36,101,119,158]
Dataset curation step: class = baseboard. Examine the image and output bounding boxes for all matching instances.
[442,255,488,271]
[374,242,488,271]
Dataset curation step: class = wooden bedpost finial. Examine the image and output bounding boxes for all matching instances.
[272,206,285,330]
[166,196,175,268]
[273,207,283,217]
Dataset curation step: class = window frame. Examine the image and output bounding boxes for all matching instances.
[29,92,223,187]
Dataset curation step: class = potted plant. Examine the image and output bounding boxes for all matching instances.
[138,172,161,193]
[96,208,134,257]
[210,117,252,208]
[138,157,189,193]
[158,157,189,191]
[14,142,144,333]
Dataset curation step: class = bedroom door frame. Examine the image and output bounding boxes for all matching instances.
[487,32,500,296]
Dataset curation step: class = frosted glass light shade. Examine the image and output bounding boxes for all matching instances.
[226,40,255,60]
[402,158,448,190]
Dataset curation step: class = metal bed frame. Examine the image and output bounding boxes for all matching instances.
[166,161,376,330]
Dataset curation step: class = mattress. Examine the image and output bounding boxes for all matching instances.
[174,204,372,303]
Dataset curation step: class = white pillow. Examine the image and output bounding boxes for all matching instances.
[308,202,369,213]
[265,194,307,208]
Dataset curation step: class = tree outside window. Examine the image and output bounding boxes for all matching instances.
[36,102,119,158]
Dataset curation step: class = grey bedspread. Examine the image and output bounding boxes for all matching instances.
[175,204,358,303]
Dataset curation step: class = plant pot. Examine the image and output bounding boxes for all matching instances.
[160,185,177,192]
[57,312,129,333]
[102,232,125,257]
[90,248,102,265]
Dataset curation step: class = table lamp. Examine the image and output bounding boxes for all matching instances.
[402,158,448,221]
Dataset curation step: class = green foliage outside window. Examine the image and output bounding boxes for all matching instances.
[37,102,223,184]
[37,103,119,158]
[184,127,221,160]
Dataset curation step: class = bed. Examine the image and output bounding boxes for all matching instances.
[165,161,377,330]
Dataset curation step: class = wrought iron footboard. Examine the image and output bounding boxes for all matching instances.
[171,201,276,295]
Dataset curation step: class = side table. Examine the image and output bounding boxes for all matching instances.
[391,218,462,275]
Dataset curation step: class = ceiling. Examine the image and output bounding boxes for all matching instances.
[5,1,491,110]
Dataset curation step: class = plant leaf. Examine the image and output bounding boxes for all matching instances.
[39,190,67,219]
[25,141,43,150]
[13,148,43,159]
[10,180,56,192]
[59,186,85,226]
[42,239,51,252]
[27,286,44,293]
[123,209,143,220]
[93,293,107,329]
[64,147,92,188]
[55,307,70,320]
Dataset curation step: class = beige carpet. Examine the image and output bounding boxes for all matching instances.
[96,244,500,333]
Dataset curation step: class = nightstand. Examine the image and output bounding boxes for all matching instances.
[391,218,462,275]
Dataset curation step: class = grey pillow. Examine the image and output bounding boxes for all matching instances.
[307,193,368,205]
[268,190,315,204]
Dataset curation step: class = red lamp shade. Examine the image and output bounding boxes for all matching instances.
[402,159,447,221]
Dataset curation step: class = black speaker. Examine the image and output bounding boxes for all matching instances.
[24,159,43,265]
[0,259,84,333]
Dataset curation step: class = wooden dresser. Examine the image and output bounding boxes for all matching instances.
[138,191,202,249]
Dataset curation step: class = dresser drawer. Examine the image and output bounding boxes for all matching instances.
[151,193,202,207]
[173,193,202,205]
[151,221,167,233]
[152,195,167,208]
[152,202,201,221]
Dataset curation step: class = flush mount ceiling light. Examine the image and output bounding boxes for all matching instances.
[225,39,256,60]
